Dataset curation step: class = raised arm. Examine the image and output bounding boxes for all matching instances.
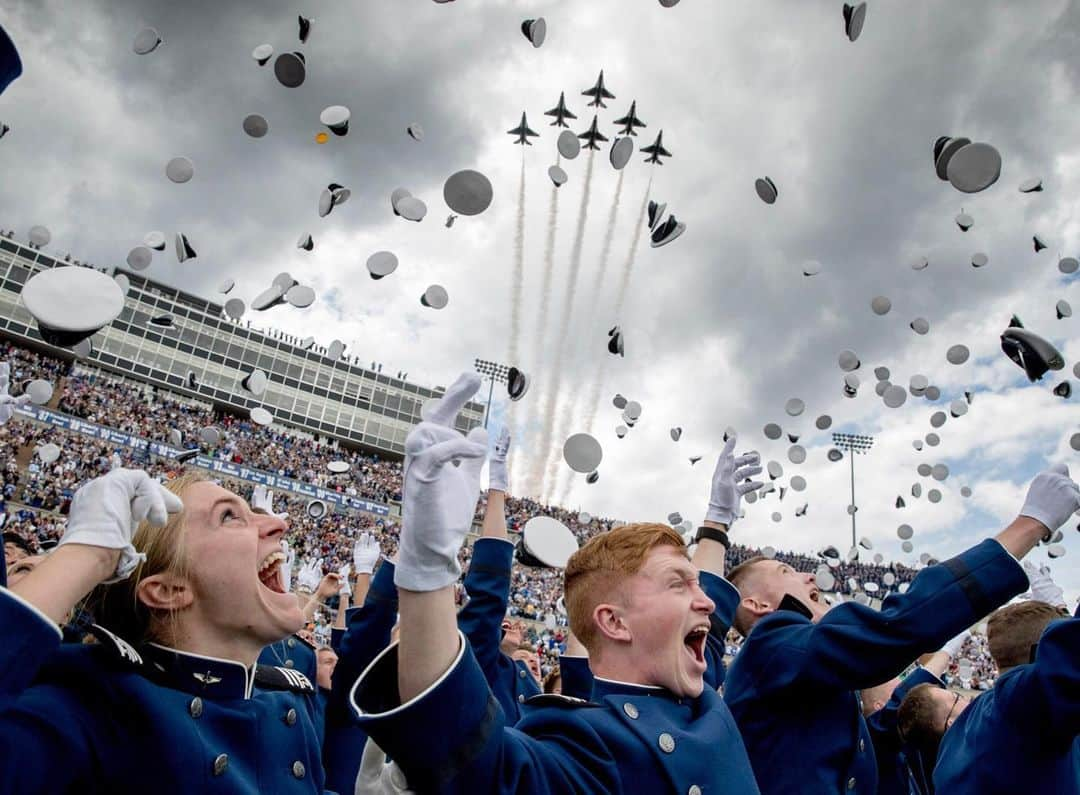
[1,469,182,787]
[394,373,489,701]
[748,466,1078,695]
[693,436,761,688]
[692,435,761,580]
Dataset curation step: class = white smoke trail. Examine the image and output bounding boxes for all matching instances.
[614,176,652,318]
[508,153,526,365]
[551,169,627,505]
[532,149,597,497]
[517,156,562,497]
[571,178,652,494]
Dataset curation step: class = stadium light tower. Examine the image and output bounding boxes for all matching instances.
[832,432,875,551]
[473,358,510,429]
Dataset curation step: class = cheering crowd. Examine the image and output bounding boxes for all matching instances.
[2,360,1078,794]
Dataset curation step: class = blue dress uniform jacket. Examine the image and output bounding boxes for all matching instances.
[933,615,1079,794]
[457,537,541,723]
[0,588,325,795]
[724,539,1028,795]
[866,667,942,795]
[259,632,318,684]
[551,570,739,702]
[349,632,761,794]
[323,559,399,795]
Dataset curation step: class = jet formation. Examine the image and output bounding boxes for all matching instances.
[507,111,539,145]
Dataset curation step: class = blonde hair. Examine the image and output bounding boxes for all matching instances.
[564,522,686,649]
[87,471,206,645]
[987,600,1068,672]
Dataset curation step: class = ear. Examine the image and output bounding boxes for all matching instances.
[136,572,194,612]
[592,602,632,644]
[740,595,773,618]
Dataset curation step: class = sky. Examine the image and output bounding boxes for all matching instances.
[0,0,1077,602]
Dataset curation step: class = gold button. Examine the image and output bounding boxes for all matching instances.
[287,638,296,648]
[517,694,525,703]
[623,703,639,720]
[292,761,306,779]
[847,777,856,789]
[688,787,702,795]
[285,659,294,668]
[212,754,229,776]
[858,739,865,752]
[188,697,203,718]
[284,708,297,726]
[658,733,675,753]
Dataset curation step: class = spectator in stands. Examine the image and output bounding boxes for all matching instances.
[3,529,32,566]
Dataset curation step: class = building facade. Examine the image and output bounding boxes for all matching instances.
[0,233,485,457]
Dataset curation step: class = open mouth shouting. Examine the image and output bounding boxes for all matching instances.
[257,549,287,594]
[684,624,709,667]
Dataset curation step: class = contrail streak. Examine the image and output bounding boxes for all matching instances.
[572,177,653,500]
[551,169,627,505]
[517,155,563,497]
[508,152,526,366]
[532,149,596,497]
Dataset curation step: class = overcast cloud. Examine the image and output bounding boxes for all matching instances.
[1,0,1077,600]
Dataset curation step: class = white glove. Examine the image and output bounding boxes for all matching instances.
[1023,560,1066,608]
[0,362,30,427]
[356,738,415,794]
[705,435,763,527]
[396,372,488,592]
[353,531,381,575]
[942,628,971,659]
[57,468,183,582]
[280,540,294,592]
[1019,464,1080,538]
[296,557,323,593]
[251,485,289,521]
[337,563,352,597]
[488,426,511,493]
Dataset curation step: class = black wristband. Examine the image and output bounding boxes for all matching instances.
[695,525,730,550]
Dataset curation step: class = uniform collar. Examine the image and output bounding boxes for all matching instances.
[592,675,686,703]
[143,643,257,700]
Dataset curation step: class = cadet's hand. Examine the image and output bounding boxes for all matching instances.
[337,563,352,596]
[396,372,488,591]
[1023,560,1066,608]
[296,557,324,593]
[280,540,294,592]
[705,435,763,527]
[0,361,30,427]
[314,572,341,600]
[1019,465,1080,538]
[941,629,970,659]
[357,738,415,794]
[489,426,511,493]
[58,468,183,582]
[353,531,381,574]
[251,485,289,521]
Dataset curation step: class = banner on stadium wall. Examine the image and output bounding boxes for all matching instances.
[15,405,391,517]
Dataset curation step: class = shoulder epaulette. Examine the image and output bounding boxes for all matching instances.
[291,633,318,652]
[255,664,317,695]
[524,693,601,709]
[88,624,144,667]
